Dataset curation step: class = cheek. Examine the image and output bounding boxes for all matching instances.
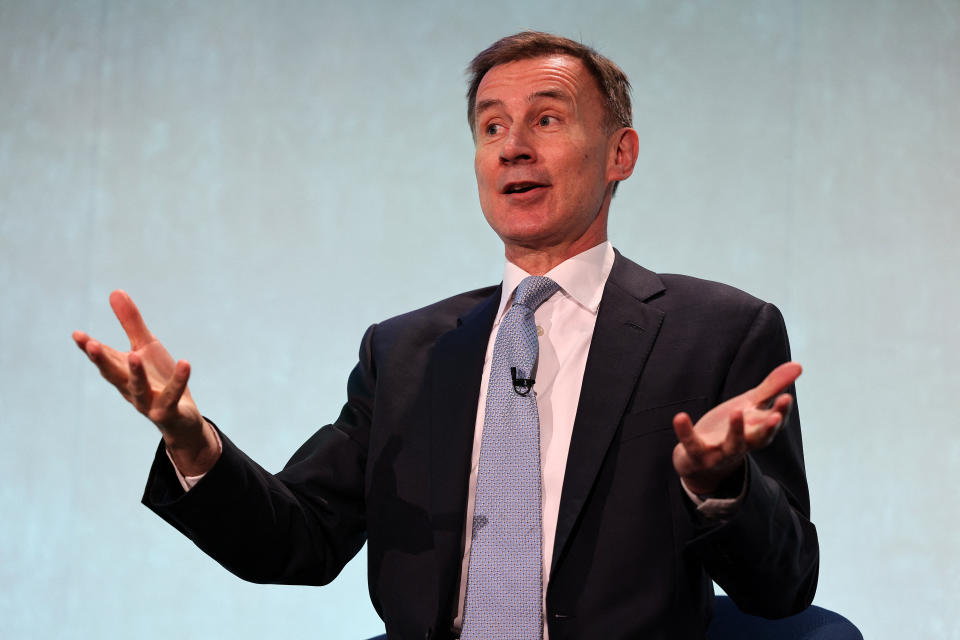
[474,156,498,217]
[474,154,496,190]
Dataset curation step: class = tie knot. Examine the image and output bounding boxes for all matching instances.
[513,276,560,312]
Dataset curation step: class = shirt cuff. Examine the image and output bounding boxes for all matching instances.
[681,468,748,519]
[163,422,223,492]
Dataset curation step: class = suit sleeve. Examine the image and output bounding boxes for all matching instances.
[686,302,819,617]
[140,324,378,587]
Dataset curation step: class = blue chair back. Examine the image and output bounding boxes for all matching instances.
[707,595,863,640]
[365,597,863,639]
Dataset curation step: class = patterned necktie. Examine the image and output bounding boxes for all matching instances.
[461,275,560,640]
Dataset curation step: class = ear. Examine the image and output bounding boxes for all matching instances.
[607,127,639,183]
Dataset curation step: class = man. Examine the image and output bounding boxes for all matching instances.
[74,32,817,639]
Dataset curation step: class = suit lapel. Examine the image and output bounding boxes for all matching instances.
[551,253,666,573]
[428,286,500,616]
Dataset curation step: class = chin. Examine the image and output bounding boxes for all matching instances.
[491,219,552,244]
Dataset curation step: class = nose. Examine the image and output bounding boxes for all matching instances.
[499,126,535,165]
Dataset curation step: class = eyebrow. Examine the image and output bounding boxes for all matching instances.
[475,89,574,121]
[474,98,504,120]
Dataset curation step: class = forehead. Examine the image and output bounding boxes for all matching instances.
[475,54,600,106]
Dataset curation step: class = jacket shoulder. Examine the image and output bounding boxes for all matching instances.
[611,253,776,331]
[610,251,770,314]
[374,284,499,340]
[657,273,769,310]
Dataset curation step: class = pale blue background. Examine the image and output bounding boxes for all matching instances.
[1,1,958,638]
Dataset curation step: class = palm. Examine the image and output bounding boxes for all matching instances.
[672,362,801,495]
[73,290,202,438]
[135,340,201,427]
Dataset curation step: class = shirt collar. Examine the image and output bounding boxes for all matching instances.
[496,241,615,321]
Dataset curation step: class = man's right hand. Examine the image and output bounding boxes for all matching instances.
[73,290,220,476]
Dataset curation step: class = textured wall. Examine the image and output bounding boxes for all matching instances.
[1,1,957,638]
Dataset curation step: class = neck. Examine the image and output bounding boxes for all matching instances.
[504,233,607,276]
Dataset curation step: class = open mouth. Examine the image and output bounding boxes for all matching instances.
[503,182,547,195]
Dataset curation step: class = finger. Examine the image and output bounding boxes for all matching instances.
[673,412,703,457]
[109,290,155,350]
[772,393,794,429]
[751,361,802,404]
[761,412,784,447]
[771,393,793,416]
[721,409,746,458]
[746,408,785,449]
[127,352,152,411]
[157,360,191,412]
[85,338,131,391]
[73,330,90,351]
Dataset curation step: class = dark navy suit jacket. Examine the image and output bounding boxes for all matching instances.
[143,252,818,639]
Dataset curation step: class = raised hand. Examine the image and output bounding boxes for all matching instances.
[672,362,802,496]
[73,290,219,475]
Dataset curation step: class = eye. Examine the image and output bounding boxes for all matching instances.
[538,115,556,127]
[484,122,502,136]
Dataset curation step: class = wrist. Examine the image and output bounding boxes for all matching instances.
[682,461,746,498]
[164,419,220,476]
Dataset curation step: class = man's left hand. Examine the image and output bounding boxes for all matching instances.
[672,362,802,496]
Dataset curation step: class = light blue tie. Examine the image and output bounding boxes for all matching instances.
[461,276,560,640]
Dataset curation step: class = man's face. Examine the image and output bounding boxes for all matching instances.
[473,55,618,257]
